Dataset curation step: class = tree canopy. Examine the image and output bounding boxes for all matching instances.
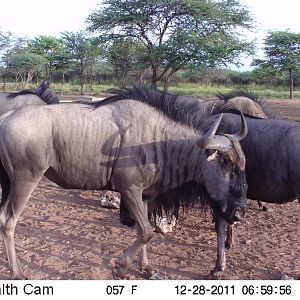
[253,31,300,98]
[61,31,102,94]
[28,35,67,80]
[87,0,255,89]
[107,39,146,88]
[8,52,47,88]
[0,31,13,51]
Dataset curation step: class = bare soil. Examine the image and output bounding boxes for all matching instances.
[0,98,299,280]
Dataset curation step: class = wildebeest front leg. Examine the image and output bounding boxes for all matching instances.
[211,214,226,278]
[138,201,162,279]
[113,189,155,279]
[139,245,161,279]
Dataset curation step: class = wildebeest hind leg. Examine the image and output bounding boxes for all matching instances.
[0,173,44,279]
[113,189,155,279]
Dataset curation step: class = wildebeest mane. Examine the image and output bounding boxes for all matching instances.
[122,180,213,228]
[92,86,239,132]
[148,181,212,225]
[7,81,59,104]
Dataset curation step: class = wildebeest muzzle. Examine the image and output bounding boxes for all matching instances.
[224,200,246,224]
[213,198,246,224]
[230,204,245,222]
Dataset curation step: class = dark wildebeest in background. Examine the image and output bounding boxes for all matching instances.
[0,91,248,279]
[216,90,267,119]
[217,90,269,211]
[114,87,299,277]
[178,92,267,119]
[0,81,59,115]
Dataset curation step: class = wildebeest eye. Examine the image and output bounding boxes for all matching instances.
[205,150,218,162]
[205,149,216,158]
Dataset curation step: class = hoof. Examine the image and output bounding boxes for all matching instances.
[210,268,224,280]
[11,273,27,280]
[262,206,268,212]
[112,264,126,280]
[148,272,163,280]
[143,267,164,280]
[210,271,222,280]
[225,240,233,250]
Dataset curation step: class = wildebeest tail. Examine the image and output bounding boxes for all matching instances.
[0,160,10,208]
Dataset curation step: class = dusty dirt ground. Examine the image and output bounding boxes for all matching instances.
[0,98,299,280]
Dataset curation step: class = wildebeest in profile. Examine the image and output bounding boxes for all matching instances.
[0,90,248,279]
[0,81,59,115]
[104,87,265,277]
[115,87,300,278]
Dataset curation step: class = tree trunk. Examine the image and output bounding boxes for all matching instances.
[289,69,293,99]
[80,58,84,95]
[36,71,39,85]
[25,71,33,89]
[163,75,171,92]
[138,69,145,85]
[45,64,50,81]
[162,67,178,92]
[151,65,158,89]
[2,75,6,91]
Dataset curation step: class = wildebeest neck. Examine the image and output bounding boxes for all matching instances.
[102,122,206,192]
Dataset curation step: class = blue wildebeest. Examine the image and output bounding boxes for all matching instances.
[216,90,267,119]
[217,104,300,251]
[115,87,299,277]
[178,93,267,119]
[101,87,266,277]
[217,90,269,211]
[0,81,59,115]
[0,91,248,279]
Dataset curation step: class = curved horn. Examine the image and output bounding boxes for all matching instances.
[228,112,248,141]
[197,113,225,150]
[205,113,223,139]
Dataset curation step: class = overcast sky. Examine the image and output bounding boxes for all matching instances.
[0,0,299,69]
[0,0,100,37]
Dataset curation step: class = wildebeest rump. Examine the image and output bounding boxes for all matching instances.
[0,81,59,115]
[0,92,248,279]
[181,93,267,119]
[216,90,268,119]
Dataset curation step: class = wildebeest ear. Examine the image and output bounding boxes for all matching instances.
[206,150,218,161]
